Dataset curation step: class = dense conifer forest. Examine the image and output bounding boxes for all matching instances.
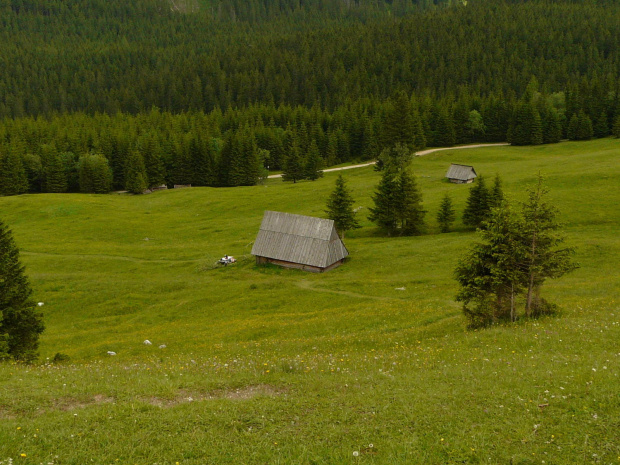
[0,0,618,193]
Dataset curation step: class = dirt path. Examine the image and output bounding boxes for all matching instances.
[296,280,403,301]
[21,251,200,264]
[267,143,510,178]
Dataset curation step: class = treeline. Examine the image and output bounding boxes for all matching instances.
[0,0,618,118]
[1,78,619,195]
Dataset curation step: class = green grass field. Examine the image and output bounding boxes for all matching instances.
[1,139,619,464]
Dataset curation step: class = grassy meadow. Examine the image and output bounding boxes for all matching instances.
[0,139,619,464]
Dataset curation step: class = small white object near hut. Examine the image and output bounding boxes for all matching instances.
[107,351,117,356]
[446,164,477,183]
[251,211,349,273]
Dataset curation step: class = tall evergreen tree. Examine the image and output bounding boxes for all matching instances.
[368,169,399,235]
[566,113,579,140]
[0,218,45,361]
[396,170,425,236]
[455,202,528,327]
[78,153,112,194]
[462,176,491,229]
[124,151,148,194]
[325,174,360,238]
[304,140,324,181]
[282,142,304,183]
[613,114,620,138]
[520,175,579,316]
[437,194,456,233]
[45,151,68,193]
[0,150,29,196]
[489,174,504,209]
[576,111,594,140]
[380,91,414,151]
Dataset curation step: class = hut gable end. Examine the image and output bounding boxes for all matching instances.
[251,211,349,272]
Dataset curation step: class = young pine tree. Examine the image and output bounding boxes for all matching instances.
[462,176,491,229]
[437,194,456,233]
[520,175,579,317]
[613,114,620,138]
[489,174,505,209]
[0,218,45,361]
[325,174,360,239]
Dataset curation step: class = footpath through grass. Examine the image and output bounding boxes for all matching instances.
[0,139,619,464]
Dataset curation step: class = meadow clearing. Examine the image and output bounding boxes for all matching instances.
[0,139,619,464]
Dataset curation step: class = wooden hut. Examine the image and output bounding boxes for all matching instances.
[445,164,477,183]
[251,211,349,272]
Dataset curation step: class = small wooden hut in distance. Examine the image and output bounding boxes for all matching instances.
[251,211,349,272]
[446,164,477,183]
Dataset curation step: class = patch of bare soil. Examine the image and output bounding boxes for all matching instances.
[145,384,283,408]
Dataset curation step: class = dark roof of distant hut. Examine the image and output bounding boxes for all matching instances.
[251,211,348,269]
[445,164,477,181]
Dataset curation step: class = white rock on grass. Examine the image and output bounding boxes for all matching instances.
[143,340,152,345]
[159,344,166,349]
[38,302,44,307]
[107,351,117,356]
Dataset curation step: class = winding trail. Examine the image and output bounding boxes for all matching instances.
[267,143,510,179]
[21,251,200,264]
[295,279,404,301]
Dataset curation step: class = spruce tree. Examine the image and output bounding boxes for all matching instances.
[576,111,593,140]
[455,202,528,327]
[78,153,112,194]
[380,91,414,151]
[489,174,504,209]
[0,218,45,361]
[462,176,491,229]
[437,194,456,233]
[325,174,360,238]
[542,107,562,144]
[45,151,68,193]
[530,110,543,145]
[304,140,324,181]
[593,110,609,138]
[397,170,425,236]
[613,114,620,138]
[567,113,579,140]
[125,151,148,194]
[0,150,29,196]
[521,175,579,316]
[282,142,304,183]
[368,169,399,235]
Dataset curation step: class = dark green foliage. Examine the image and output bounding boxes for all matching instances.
[593,110,609,138]
[541,106,562,144]
[375,143,411,173]
[325,174,360,238]
[396,171,426,236]
[21,153,43,193]
[489,174,504,209]
[455,203,528,328]
[462,176,491,229]
[282,143,304,184]
[566,114,579,140]
[576,111,594,140]
[78,153,113,194]
[521,176,579,317]
[613,114,620,138]
[124,151,148,194]
[0,149,29,196]
[509,101,542,146]
[304,140,324,181]
[368,170,399,235]
[45,150,68,193]
[380,92,415,151]
[369,167,425,236]
[0,218,45,361]
[455,177,579,328]
[437,195,456,233]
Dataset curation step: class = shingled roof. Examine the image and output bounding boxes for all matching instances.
[446,164,477,181]
[251,211,348,269]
